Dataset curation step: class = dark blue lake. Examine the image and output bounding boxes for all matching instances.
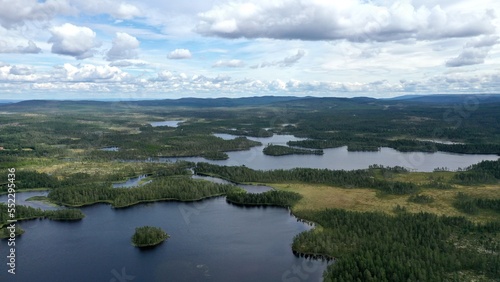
[0,194,327,281]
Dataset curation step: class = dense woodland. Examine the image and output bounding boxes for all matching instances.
[226,188,301,207]
[0,204,84,228]
[293,209,500,281]
[47,177,235,208]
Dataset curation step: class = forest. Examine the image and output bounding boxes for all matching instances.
[0,203,84,230]
[226,188,302,207]
[292,209,500,281]
[47,177,235,208]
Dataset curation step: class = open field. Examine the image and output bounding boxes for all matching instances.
[272,182,500,223]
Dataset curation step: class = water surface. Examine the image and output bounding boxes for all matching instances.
[165,134,499,172]
[150,120,184,127]
[0,198,327,282]
[113,175,151,188]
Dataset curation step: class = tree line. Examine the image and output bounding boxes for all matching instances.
[0,204,84,228]
[288,138,500,155]
[453,159,500,185]
[226,188,301,207]
[47,176,235,208]
[263,144,323,156]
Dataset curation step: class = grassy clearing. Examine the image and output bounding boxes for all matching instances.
[271,183,500,223]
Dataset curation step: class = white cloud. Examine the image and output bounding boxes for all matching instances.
[446,35,499,67]
[212,59,245,68]
[49,23,100,59]
[0,0,73,29]
[109,59,148,67]
[9,65,35,76]
[0,40,41,54]
[167,49,192,59]
[106,32,140,61]
[0,64,42,82]
[57,63,131,82]
[196,1,495,42]
[69,0,142,19]
[2,62,500,98]
[252,49,305,68]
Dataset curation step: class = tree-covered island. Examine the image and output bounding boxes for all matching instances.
[131,226,169,248]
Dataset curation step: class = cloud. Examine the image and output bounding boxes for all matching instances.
[69,0,142,19]
[9,65,35,76]
[0,40,41,54]
[446,35,498,67]
[251,49,305,68]
[109,60,148,67]
[56,63,130,82]
[195,1,495,42]
[106,32,140,61]
[212,59,245,68]
[167,49,192,59]
[49,23,100,59]
[0,0,73,29]
[0,64,41,82]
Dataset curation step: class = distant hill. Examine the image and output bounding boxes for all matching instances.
[0,100,22,104]
[133,96,304,107]
[385,94,500,104]
[1,94,499,111]
[0,96,304,110]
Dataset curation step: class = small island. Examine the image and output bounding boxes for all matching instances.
[131,226,169,248]
[263,144,323,156]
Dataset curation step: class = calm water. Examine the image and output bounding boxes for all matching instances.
[0,191,58,210]
[192,174,274,194]
[100,146,120,151]
[150,120,184,127]
[162,134,499,172]
[113,175,152,188]
[0,196,327,282]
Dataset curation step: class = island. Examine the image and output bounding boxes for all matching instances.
[263,144,323,156]
[131,226,170,248]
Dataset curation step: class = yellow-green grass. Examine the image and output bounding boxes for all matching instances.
[34,160,169,181]
[271,183,500,223]
[390,171,455,183]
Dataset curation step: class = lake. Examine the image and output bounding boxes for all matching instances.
[161,134,499,172]
[113,174,152,188]
[150,120,185,127]
[192,174,274,194]
[0,192,327,282]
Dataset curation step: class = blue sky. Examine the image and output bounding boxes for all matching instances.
[0,0,499,100]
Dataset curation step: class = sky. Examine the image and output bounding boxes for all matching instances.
[0,0,499,100]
